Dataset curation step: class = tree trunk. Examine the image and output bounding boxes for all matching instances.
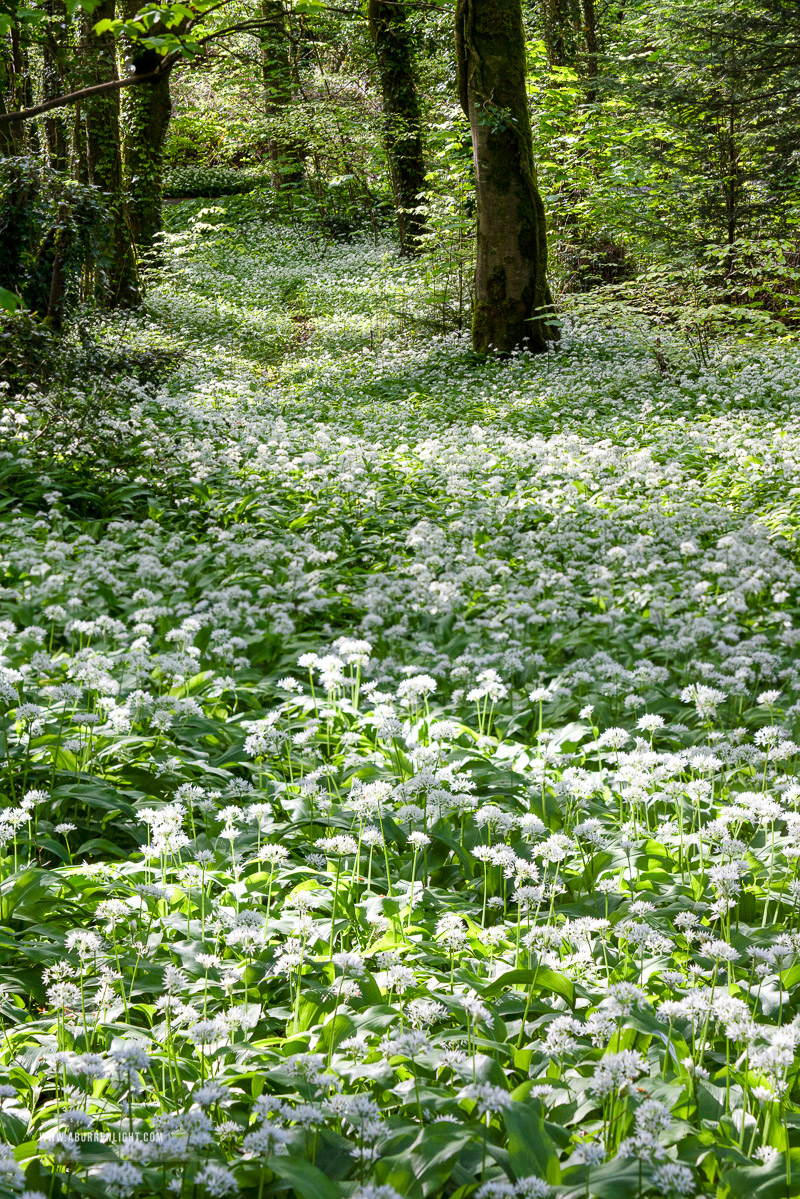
[42,0,71,171]
[70,98,88,182]
[456,0,558,354]
[81,0,139,306]
[120,6,172,255]
[368,0,426,254]
[540,0,601,99]
[120,73,171,253]
[0,159,36,299]
[0,90,19,157]
[721,100,741,264]
[1,30,27,154]
[260,0,304,188]
[581,0,599,101]
[45,200,72,326]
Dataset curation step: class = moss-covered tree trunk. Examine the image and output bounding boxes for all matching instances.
[120,77,171,253]
[260,0,304,188]
[81,0,139,306]
[368,0,426,254]
[456,0,557,353]
[120,4,172,255]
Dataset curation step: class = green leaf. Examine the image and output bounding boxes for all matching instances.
[430,828,475,874]
[721,1151,800,1199]
[0,287,22,313]
[383,1123,476,1197]
[482,968,575,1006]
[566,1158,641,1198]
[267,1154,339,1199]
[504,1101,561,1183]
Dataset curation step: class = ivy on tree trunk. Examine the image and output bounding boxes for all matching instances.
[260,0,305,189]
[368,0,426,255]
[456,0,558,354]
[120,74,171,254]
[81,0,139,307]
[121,0,173,256]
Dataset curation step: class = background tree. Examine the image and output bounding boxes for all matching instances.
[456,0,557,352]
[581,0,599,101]
[3,0,800,333]
[79,0,139,304]
[41,0,70,170]
[259,0,304,189]
[540,0,581,69]
[539,0,601,93]
[613,0,800,253]
[368,0,426,254]
[1,22,32,153]
[120,0,173,254]
[0,156,107,323]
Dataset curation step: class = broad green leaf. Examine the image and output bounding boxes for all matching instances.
[482,968,575,1006]
[504,1101,561,1183]
[0,287,22,313]
[267,1155,339,1199]
[384,1123,475,1197]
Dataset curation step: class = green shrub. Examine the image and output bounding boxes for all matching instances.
[0,157,107,322]
[162,165,266,198]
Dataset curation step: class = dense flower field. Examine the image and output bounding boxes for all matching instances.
[2,208,800,1199]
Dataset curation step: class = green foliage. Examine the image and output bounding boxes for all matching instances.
[163,110,230,168]
[0,287,21,313]
[1,206,800,1199]
[3,1,800,1195]
[163,164,267,198]
[564,253,797,368]
[0,157,108,320]
[0,309,61,393]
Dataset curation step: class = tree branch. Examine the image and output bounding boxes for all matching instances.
[0,8,303,124]
[0,53,181,124]
[0,0,445,126]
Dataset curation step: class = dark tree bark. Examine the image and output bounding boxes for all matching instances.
[368,0,426,254]
[0,90,20,157]
[260,0,304,188]
[81,0,139,306]
[44,199,71,325]
[456,0,558,354]
[120,0,172,255]
[42,0,71,171]
[1,30,28,154]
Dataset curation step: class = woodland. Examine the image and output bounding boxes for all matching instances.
[1,1,800,1197]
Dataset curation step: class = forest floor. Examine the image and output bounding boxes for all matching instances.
[3,201,800,1197]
